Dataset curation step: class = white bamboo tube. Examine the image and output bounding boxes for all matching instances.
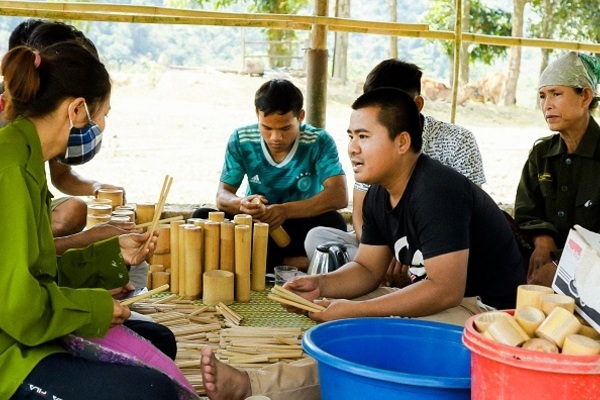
[96,188,124,210]
[515,284,554,310]
[562,334,600,355]
[208,211,225,223]
[472,311,512,333]
[204,221,221,272]
[514,306,546,337]
[152,271,170,289]
[136,202,156,225]
[486,315,530,347]
[536,306,582,348]
[235,224,252,303]
[234,214,253,227]
[203,270,234,306]
[220,221,235,272]
[184,225,203,300]
[154,223,171,255]
[251,222,269,291]
[87,202,112,216]
[540,293,575,315]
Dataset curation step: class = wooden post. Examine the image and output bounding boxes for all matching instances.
[306,0,329,129]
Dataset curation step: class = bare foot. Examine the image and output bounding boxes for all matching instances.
[201,346,252,400]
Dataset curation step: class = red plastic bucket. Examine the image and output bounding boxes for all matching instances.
[463,311,600,399]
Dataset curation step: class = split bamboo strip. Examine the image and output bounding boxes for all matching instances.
[161,318,191,327]
[120,284,169,306]
[144,175,172,248]
[176,360,201,368]
[267,294,323,314]
[270,285,325,311]
[218,302,243,323]
[150,294,178,304]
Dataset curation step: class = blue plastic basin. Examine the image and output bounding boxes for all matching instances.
[302,317,471,399]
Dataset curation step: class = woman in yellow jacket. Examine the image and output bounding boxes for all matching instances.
[0,43,179,399]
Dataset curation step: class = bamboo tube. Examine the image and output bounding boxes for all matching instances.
[146,270,152,289]
[220,221,235,272]
[87,202,112,216]
[562,334,600,355]
[208,211,225,223]
[486,316,530,347]
[184,225,203,300]
[514,306,546,337]
[540,293,575,315]
[135,202,156,225]
[251,222,269,291]
[152,271,170,289]
[536,306,581,348]
[233,214,252,227]
[169,220,185,294]
[96,188,124,210]
[270,226,291,248]
[86,213,110,228]
[153,223,171,255]
[149,264,165,273]
[234,224,252,303]
[148,252,170,269]
[472,311,511,333]
[178,223,195,295]
[515,284,554,310]
[204,221,221,272]
[203,270,234,306]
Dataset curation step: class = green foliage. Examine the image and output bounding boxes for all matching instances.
[422,0,511,65]
[530,0,600,44]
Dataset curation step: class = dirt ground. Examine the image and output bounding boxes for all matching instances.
[58,67,551,210]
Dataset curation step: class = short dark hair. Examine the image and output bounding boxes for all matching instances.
[8,19,45,50]
[363,59,422,97]
[573,87,599,110]
[352,87,423,152]
[254,79,303,117]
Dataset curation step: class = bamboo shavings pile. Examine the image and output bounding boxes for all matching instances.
[130,293,309,396]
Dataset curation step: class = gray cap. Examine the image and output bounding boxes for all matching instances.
[538,51,600,98]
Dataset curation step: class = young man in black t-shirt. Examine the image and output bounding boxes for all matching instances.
[286,87,526,322]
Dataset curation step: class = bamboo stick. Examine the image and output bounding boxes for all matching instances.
[120,284,169,306]
[270,285,325,311]
[144,175,173,248]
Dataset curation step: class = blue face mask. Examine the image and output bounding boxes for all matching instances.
[57,102,103,165]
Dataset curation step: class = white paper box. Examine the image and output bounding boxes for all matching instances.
[552,225,600,333]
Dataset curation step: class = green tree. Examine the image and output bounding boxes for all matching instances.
[422,0,511,84]
[172,0,310,68]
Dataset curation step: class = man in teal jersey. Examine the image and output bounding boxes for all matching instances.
[195,79,348,271]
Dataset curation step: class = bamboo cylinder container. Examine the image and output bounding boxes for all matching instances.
[86,213,111,229]
[514,306,546,337]
[136,202,156,225]
[535,306,582,348]
[204,221,221,272]
[87,202,112,216]
[111,209,135,222]
[472,311,511,333]
[169,220,185,294]
[178,223,196,296]
[234,224,252,303]
[562,333,600,355]
[515,284,554,310]
[208,211,225,223]
[96,188,124,210]
[184,225,203,299]
[486,315,530,347]
[540,293,575,315]
[234,214,253,227]
[220,221,235,272]
[203,270,234,306]
[152,271,170,289]
[154,223,171,255]
[251,222,269,291]
[148,252,170,269]
[149,264,165,273]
